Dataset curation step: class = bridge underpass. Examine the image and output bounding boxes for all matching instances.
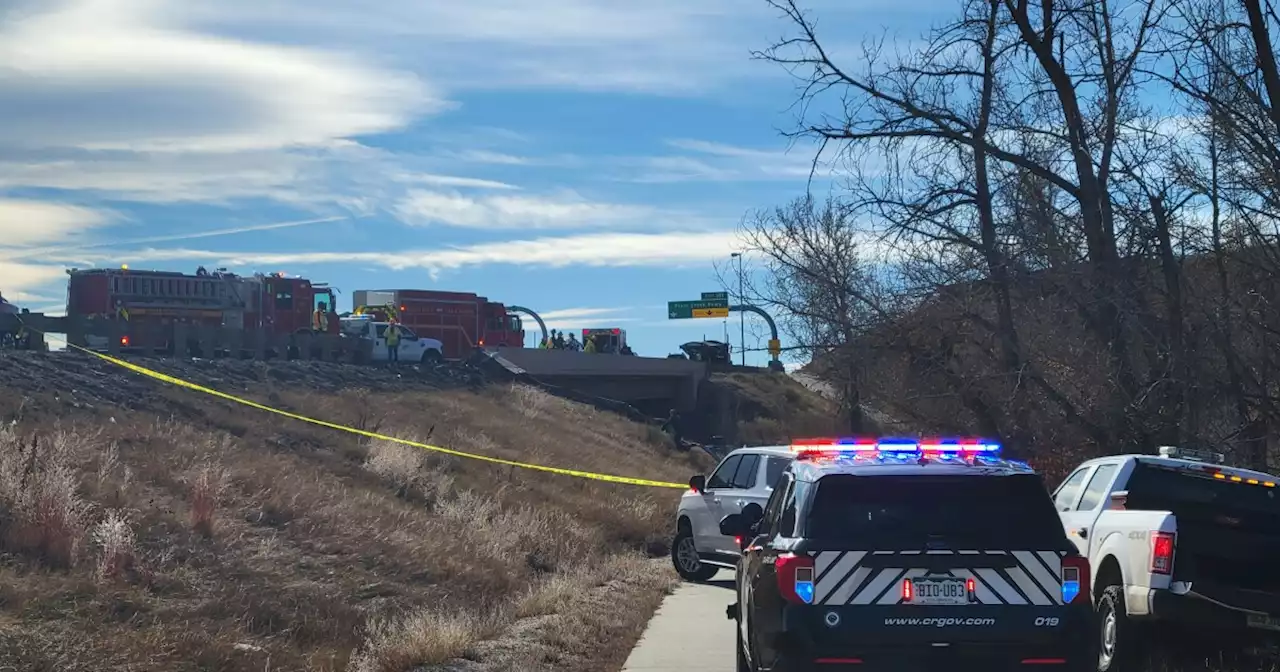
[480,348,709,415]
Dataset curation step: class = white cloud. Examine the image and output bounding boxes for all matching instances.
[0,261,68,297]
[625,138,833,183]
[393,190,661,229]
[400,173,519,190]
[539,306,633,321]
[5,214,360,262]
[0,0,441,153]
[178,0,776,95]
[0,198,111,246]
[449,150,534,166]
[46,230,745,273]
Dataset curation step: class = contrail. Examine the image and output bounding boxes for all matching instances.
[4,214,366,261]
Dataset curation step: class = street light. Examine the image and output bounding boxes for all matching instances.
[731,252,744,366]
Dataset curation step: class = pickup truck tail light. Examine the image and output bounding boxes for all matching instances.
[777,553,815,604]
[1061,555,1090,604]
[1151,531,1175,575]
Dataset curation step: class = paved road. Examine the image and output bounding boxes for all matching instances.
[622,579,737,671]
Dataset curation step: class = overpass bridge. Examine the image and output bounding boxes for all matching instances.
[479,348,709,415]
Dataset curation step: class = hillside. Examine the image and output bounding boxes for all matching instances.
[679,370,843,447]
[0,351,712,672]
[799,251,1280,483]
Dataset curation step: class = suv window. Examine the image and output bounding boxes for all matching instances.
[761,472,791,533]
[707,455,742,489]
[732,454,760,489]
[1053,467,1091,511]
[1076,463,1118,510]
[779,480,802,537]
[765,456,792,489]
[804,474,1068,549]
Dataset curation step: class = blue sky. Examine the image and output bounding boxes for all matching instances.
[0,0,950,365]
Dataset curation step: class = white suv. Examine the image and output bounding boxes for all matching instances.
[671,445,794,582]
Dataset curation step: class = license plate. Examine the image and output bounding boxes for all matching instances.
[1247,614,1280,632]
[910,578,969,605]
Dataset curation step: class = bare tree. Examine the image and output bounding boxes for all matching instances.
[739,194,895,432]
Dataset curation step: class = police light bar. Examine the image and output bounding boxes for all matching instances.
[790,437,1002,456]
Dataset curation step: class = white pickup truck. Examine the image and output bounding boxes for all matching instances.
[1053,446,1280,671]
[339,317,444,364]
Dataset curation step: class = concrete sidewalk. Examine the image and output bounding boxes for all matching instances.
[622,579,737,671]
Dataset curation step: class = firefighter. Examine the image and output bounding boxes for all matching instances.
[115,300,129,322]
[583,334,597,354]
[384,321,401,364]
[313,302,329,333]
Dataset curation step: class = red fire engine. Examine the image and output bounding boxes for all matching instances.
[66,266,338,350]
[350,289,524,359]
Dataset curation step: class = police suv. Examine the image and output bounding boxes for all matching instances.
[721,437,1093,671]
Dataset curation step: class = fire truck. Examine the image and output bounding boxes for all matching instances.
[350,289,524,360]
[66,266,338,352]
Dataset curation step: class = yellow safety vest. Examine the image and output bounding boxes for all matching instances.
[385,326,400,345]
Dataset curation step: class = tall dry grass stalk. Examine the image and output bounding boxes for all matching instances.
[92,508,135,582]
[190,463,228,538]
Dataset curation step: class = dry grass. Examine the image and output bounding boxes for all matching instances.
[0,379,702,672]
[351,609,505,672]
[710,372,842,444]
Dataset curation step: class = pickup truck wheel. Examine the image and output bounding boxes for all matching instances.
[1098,584,1144,672]
[671,526,717,582]
[420,349,443,365]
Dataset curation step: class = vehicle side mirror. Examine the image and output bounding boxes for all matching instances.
[689,474,706,493]
[720,513,748,537]
[742,502,764,528]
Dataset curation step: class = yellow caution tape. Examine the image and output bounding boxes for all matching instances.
[16,323,688,489]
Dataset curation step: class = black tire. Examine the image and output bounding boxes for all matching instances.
[421,349,443,365]
[736,621,751,672]
[1098,584,1145,672]
[671,525,717,582]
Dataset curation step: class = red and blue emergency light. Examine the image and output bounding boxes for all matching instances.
[789,437,1002,459]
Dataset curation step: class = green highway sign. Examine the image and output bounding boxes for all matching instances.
[668,297,730,319]
[701,291,729,302]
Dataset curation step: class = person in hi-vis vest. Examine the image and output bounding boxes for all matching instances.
[384,322,401,363]
[313,303,329,333]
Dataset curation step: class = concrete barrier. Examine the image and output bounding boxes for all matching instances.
[486,347,709,378]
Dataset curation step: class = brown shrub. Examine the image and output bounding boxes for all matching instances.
[0,426,90,568]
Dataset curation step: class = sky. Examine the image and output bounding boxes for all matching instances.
[0,0,952,365]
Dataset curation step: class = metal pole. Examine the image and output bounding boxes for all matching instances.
[736,253,745,366]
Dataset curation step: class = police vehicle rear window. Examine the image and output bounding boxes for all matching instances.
[804,474,1067,549]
